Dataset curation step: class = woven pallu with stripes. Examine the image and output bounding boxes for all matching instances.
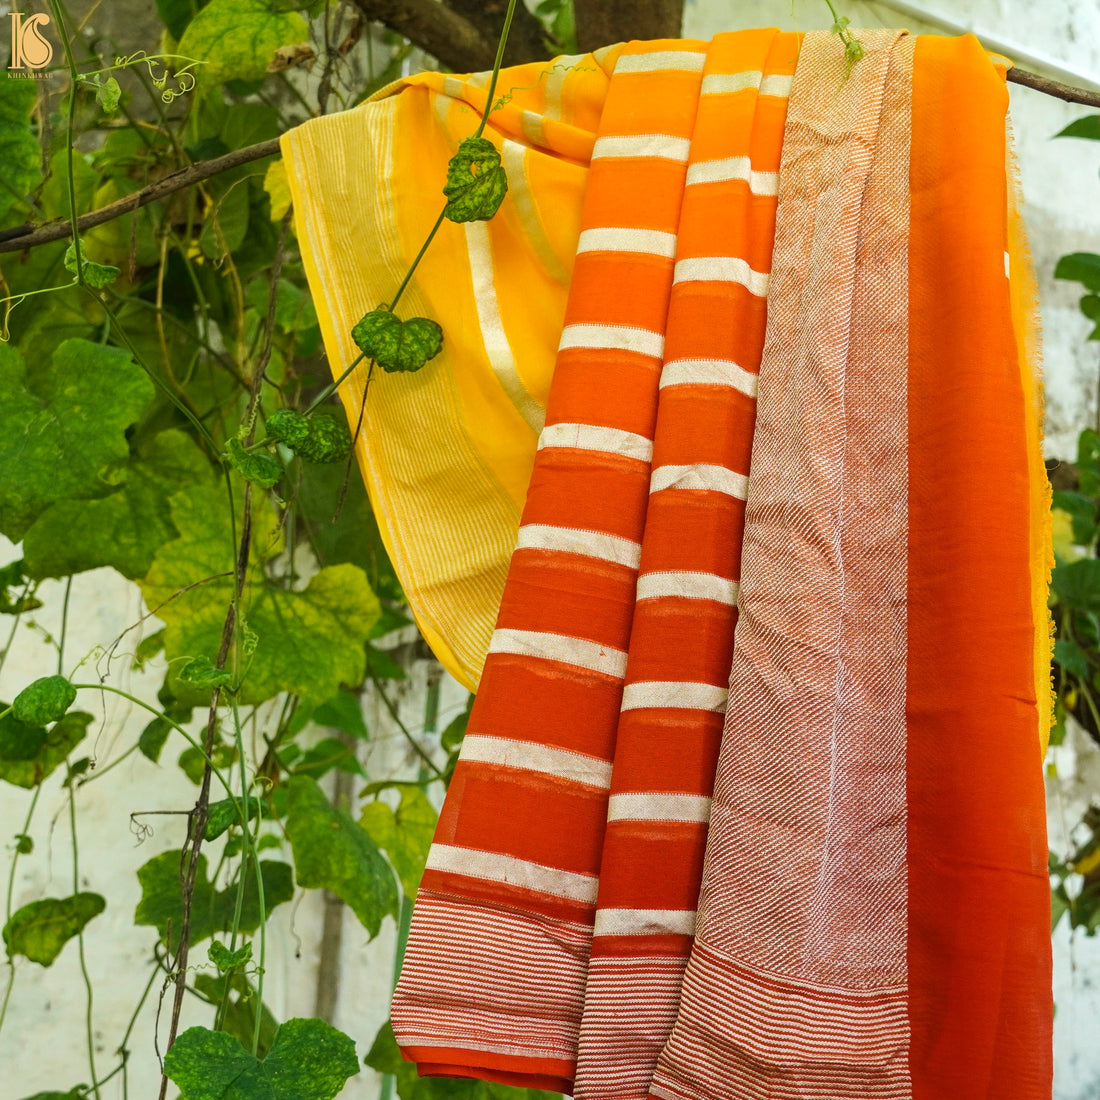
[281,26,1055,1100]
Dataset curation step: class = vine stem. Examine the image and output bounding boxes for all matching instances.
[0,784,43,1041]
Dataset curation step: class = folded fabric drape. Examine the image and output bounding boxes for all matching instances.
[281,25,1054,1100]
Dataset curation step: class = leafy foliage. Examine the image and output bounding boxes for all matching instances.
[3,894,106,966]
[443,136,510,223]
[0,710,93,789]
[0,78,40,226]
[11,676,77,726]
[360,787,438,897]
[352,308,444,374]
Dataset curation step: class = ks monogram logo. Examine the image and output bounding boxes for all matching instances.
[7,11,54,74]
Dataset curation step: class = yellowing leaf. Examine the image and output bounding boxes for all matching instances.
[264,158,292,221]
[179,0,310,85]
[3,893,105,966]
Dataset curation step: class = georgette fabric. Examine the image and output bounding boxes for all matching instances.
[280,26,1055,1100]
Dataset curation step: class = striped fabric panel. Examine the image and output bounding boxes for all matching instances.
[650,30,915,1100]
[392,40,705,1090]
[573,27,800,1100]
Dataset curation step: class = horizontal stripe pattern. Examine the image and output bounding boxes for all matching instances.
[516,524,643,569]
[594,909,698,936]
[659,358,759,397]
[620,681,729,713]
[673,256,770,296]
[538,421,655,462]
[591,134,693,162]
[650,464,749,499]
[427,845,600,904]
[489,628,629,679]
[700,71,794,97]
[461,735,614,789]
[636,570,740,605]
[607,793,713,823]
[615,50,707,75]
[576,227,679,258]
[558,323,666,359]
[685,155,779,195]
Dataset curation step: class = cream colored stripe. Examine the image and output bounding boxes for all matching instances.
[674,255,770,296]
[660,357,759,397]
[442,75,465,98]
[621,681,729,712]
[464,220,546,434]
[593,908,697,936]
[577,227,678,258]
[650,463,749,499]
[686,155,780,196]
[543,54,585,121]
[489,627,629,679]
[615,50,707,74]
[460,735,613,789]
[520,109,546,146]
[559,323,665,359]
[516,524,642,569]
[700,71,793,97]
[607,792,712,823]
[538,422,654,463]
[426,845,598,904]
[501,140,570,285]
[636,570,740,605]
[592,134,692,162]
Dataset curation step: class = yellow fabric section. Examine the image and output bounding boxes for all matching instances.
[1006,120,1056,758]
[279,53,618,690]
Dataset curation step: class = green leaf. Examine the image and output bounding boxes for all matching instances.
[0,78,40,226]
[133,629,167,670]
[156,0,207,40]
[352,308,443,374]
[199,180,251,261]
[1055,252,1100,294]
[1078,428,1100,497]
[63,237,121,289]
[285,775,398,937]
[1054,638,1090,680]
[165,1018,359,1100]
[139,476,380,706]
[208,939,252,971]
[0,339,154,542]
[1052,558,1100,613]
[245,277,318,334]
[138,716,173,763]
[311,690,369,740]
[194,971,279,1059]
[3,893,105,966]
[12,676,77,726]
[440,705,469,753]
[1080,294,1100,340]
[15,834,33,855]
[1056,115,1100,141]
[0,559,42,615]
[366,643,407,680]
[94,76,122,114]
[267,410,351,463]
[204,796,261,841]
[15,1089,90,1100]
[177,656,233,691]
[0,710,92,789]
[442,136,509,223]
[360,787,437,897]
[134,850,293,952]
[23,429,212,581]
[290,737,366,780]
[1052,490,1097,546]
[225,437,284,489]
[178,0,310,85]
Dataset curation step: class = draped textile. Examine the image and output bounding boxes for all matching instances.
[280,26,1054,1100]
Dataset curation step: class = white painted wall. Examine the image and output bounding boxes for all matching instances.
[3,1,1099,1097]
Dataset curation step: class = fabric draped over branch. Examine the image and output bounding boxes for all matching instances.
[281,25,1055,1100]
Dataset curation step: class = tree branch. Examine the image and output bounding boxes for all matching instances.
[1007,66,1100,109]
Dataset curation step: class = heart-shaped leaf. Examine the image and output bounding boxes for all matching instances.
[443,136,508,223]
[12,676,76,726]
[64,238,120,289]
[351,308,442,374]
[224,437,283,489]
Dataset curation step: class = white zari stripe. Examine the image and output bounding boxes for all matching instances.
[501,140,570,286]
[559,323,665,359]
[594,908,697,937]
[650,464,749,499]
[685,155,779,196]
[700,71,793,97]
[516,524,643,569]
[489,628,629,679]
[636,570,740,606]
[576,227,678,258]
[464,220,546,433]
[460,735,613,789]
[674,255,770,296]
[592,133,692,162]
[621,681,729,712]
[538,422,654,463]
[426,845,598,904]
[614,50,707,74]
[660,357,759,397]
[607,792,713,823]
